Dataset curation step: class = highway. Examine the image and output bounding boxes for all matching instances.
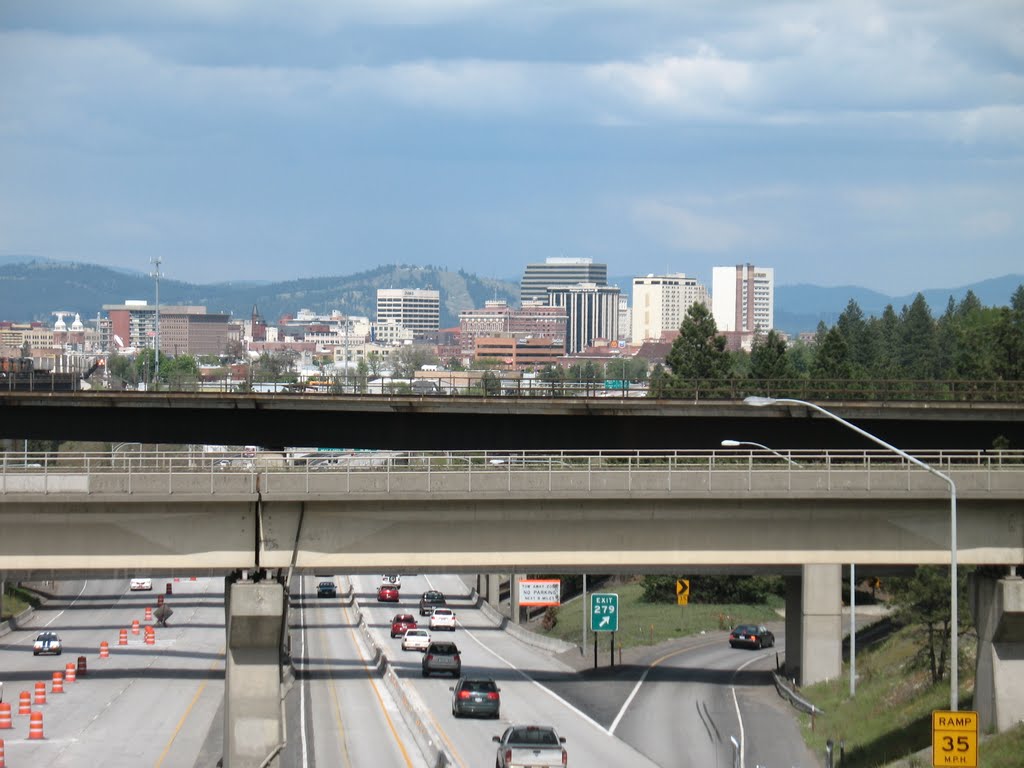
[0,577,224,767]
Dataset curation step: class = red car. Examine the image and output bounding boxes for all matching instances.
[378,585,400,602]
[391,613,418,638]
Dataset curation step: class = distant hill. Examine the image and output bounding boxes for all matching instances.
[1,257,1020,336]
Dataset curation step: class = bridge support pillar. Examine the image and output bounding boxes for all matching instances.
[786,565,842,686]
[224,577,285,768]
[511,573,523,624]
[482,573,501,607]
[971,573,1024,732]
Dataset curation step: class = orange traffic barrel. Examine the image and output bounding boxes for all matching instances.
[27,711,44,740]
[64,662,76,684]
[33,682,46,706]
[77,656,87,678]
[0,702,12,729]
[17,692,30,716]
[132,618,140,635]
[0,737,6,767]
[145,629,155,645]
[51,672,64,694]
[99,641,110,658]
[145,606,153,621]
[118,628,128,646]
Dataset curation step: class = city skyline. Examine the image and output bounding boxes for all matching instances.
[1,2,1022,294]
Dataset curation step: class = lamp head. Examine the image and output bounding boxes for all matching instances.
[720,440,741,447]
[743,396,777,407]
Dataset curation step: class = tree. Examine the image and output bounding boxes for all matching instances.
[888,566,969,684]
[162,354,199,391]
[749,330,795,385]
[392,346,439,378]
[809,327,852,389]
[663,303,731,397]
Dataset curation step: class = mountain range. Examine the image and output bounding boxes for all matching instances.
[1,256,1021,337]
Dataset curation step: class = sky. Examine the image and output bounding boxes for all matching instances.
[1,1,1022,295]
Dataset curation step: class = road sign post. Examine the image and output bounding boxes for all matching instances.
[591,593,619,669]
[931,710,977,767]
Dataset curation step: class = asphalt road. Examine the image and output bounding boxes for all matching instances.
[0,577,225,768]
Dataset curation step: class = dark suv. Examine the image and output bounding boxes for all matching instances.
[316,581,337,598]
[419,590,447,616]
[451,677,501,718]
[422,641,461,678]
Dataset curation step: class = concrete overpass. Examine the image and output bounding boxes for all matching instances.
[3,449,1023,765]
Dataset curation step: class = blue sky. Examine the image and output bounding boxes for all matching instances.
[1,1,1022,294]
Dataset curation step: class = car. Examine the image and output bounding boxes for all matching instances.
[729,623,775,649]
[130,577,153,591]
[33,631,62,656]
[390,613,418,638]
[402,628,432,652]
[419,590,447,616]
[493,725,567,768]
[381,574,402,590]
[422,641,461,677]
[316,581,337,598]
[377,585,400,602]
[429,607,457,631]
[450,677,501,719]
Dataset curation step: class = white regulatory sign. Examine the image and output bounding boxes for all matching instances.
[518,579,561,606]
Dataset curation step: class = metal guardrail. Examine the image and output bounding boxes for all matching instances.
[1,448,1023,496]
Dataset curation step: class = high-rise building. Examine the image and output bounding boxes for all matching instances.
[520,257,608,305]
[631,274,710,342]
[546,283,620,354]
[375,288,440,341]
[711,264,774,333]
[103,302,230,355]
[459,301,568,358]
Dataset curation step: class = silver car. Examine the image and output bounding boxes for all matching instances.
[422,641,461,677]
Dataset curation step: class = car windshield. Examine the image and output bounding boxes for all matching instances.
[424,591,443,600]
[508,728,559,746]
[395,615,413,622]
[430,644,457,654]
[407,629,427,636]
[37,632,58,640]
[735,625,760,634]
[434,609,452,615]
[461,680,497,693]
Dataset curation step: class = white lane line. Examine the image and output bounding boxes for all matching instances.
[424,576,613,738]
[608,667,651,734]
[299,574,310,768]
[1,579,90,649]
[729,652,766,768]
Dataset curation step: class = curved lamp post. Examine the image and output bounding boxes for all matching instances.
[743,395,960,710]
[720,439,802,468]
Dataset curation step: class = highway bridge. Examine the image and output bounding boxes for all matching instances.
[2,390,1024,450]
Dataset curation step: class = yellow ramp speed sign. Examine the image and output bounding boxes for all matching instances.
[931,710,977,767]
[676,579,690,606]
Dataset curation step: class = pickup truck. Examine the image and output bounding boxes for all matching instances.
[493,725,567,767]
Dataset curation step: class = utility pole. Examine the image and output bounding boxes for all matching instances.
[151,256,162,385]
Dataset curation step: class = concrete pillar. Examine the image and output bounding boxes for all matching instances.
[784,576,803,683]
[800,564,842,686]
[971,574,1024,733]
[224,578,285,768]
[486,573,501,607]
[510,573,522,625]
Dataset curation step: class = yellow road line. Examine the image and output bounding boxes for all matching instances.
[341,600,417,767]
[322,599,355,766]
[154,652,223,768]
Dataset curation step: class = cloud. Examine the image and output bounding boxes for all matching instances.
[631,199,749,252]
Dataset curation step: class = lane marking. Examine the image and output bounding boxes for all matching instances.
[1,579,90,649]
[341,578,416,767]
[728,651,771,768]
[299,576,310,768]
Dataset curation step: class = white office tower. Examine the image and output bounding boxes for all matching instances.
[520,257,608,305]
[546,283,620,354]
[375,288,440,341]
[631,274,710,342]
[711,264,774,333]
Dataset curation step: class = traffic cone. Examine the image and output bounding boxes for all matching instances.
[0,702,12,729]
[18,692,30,715]
[0,737,6,767]
[51,672,64,694]
[132,618,140,635]
[100,641,110,658]
[118,628,128,646]
[145,628,155,645]
[64,662,76,684]
[77,656,87,678]
[145,606,153,621]
[33,681,46,705]
[27,711,44,740]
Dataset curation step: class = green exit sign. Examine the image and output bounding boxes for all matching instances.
[591,593,619,632]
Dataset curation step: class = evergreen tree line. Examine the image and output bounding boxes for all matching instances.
[650,286,1024,401]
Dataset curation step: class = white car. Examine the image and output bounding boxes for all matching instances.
[429,607,457,631]
[381,574,402,590]
[130,577,153,591]
[402,628,432,652]
[33,631,62,656]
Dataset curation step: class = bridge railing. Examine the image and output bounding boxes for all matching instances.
[2,448,1023,496]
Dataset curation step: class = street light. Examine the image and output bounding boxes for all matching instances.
[743,395,960,711]
[720,439,802,467]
